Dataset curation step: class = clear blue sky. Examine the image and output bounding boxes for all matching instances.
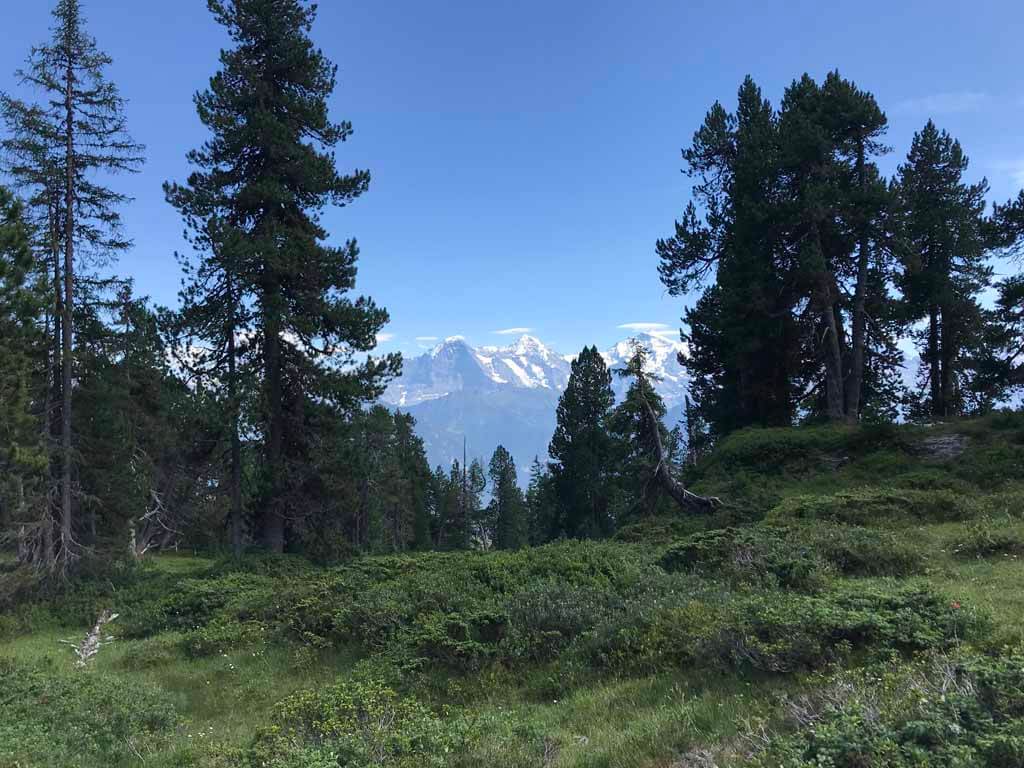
[3,0,1023,357]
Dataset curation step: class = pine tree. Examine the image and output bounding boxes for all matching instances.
[489,446,528,550]
[658,77,805,436]
[180,0,399,552]
[525,457,557,545]
[609,346,669,517]
[2,0,143,570]
[549,346,616,538]
[0,187,49,561]
[895,121,993,417]
[661,74,899,433]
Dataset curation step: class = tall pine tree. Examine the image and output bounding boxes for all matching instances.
[2,0,143,570]
[174,0,399,551]
[488,446,528,550]
[549,346,616,538]
[895,121,993,417]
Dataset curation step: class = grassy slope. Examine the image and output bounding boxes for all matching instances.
[2,412,1024,767]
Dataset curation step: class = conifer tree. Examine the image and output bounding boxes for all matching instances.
[549,346,616,538]
[525,457,556,545]
[895,121,993,417]
[658,77,805,436]
[2,0,143,570]
[177,0,399,551]
[488,446,528,550]
[0,187,48,561]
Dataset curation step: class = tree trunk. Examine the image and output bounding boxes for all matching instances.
[60,52,75,567]
[845,136,870,424]
[261,292,285,553]
[939,304,955,417]
[227,274,243,557]
[820,284,846,421]
[637,388,720,515]
[928,305,941,416]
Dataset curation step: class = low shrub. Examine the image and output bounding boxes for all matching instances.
[182,618,269,658]
[952,517,1024,560]
[713,584,977,673]
[753,649,1024,767]
[659,527,824,591]
[0,657,178,766]
[768,487,968,526]
[659,524,923,589]
[117,632,185,670]
[796,524,925,577]
[242,678,474,767]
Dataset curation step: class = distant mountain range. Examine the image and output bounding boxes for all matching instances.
[380,332,689,481]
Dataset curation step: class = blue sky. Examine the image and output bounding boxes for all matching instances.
[3,0,1023,358]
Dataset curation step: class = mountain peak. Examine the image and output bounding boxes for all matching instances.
[510,334,549,356]
[431,335,470,356]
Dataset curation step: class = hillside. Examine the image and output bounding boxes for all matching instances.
[3,414,1024,767]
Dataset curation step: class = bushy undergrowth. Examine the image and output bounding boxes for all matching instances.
[768,487,969,526]
[4,417,1023,768]
[752,649,1024,767]
[0,657,178,766]
[239,678,474,768]
[659,524,923,591]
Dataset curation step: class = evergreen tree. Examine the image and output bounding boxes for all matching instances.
[660,74,898,433]
[0,187,49,561]
[608,344,669,517]
[175,0,399,552]
[659,77,805,436]
[435,458,484,551]
[488,446,528,550]
[549,346,616,538]
[525,457,557,545]
[2,0,143,570]
[895,121,994,417]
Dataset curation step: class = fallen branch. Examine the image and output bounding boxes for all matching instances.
[60,610,119,667]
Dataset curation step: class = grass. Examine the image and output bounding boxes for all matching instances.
[4,414,1024,767]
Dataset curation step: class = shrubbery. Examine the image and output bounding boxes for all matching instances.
[753,649,1024,767]
[659,524,923,589]
[0,657,178,766]
[241,678,474,767]
[768,487,968,526]
[952,517,1024,560]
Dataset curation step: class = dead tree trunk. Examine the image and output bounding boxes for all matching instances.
[637,390,720,515]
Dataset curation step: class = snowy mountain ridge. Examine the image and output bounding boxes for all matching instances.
[381,332,690,479]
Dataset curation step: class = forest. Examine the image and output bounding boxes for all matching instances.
[2,1,1024,767]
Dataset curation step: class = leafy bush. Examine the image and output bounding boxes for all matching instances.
[660,524,923,590]
[712,584,977,673]
[182,618,269,658]
[952,517,1024,560]
[0,657,178,766]
[768,487,968,526]
[754,649,1024,767]
[796,524,925,577]
[242,678,474,767]
[660,527,824,591]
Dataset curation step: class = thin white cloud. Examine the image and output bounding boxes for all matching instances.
[376,332,395,344]
[618,322,673,333]
[493,327,533,335]
[415,336,439,342]
[893,91,988,116]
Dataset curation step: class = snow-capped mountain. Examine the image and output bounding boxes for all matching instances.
[381,333,688,481]
[602,332,689,410]
[382,334,570,408]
